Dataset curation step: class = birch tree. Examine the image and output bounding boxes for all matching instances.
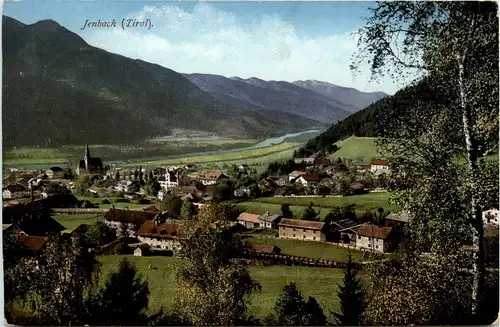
[352,1,498,318]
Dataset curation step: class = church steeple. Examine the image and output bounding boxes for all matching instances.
[84,144,91,172]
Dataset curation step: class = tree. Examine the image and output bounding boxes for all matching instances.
[144,179,161,197]
[91,258,149,325]
[175,204,261,325]
[180,200,197,220]
[324,206,343,224]
[353,2,498,316]
[114,171,120,181]
[272,282,326,326]
[281,203,294,218]
[334,253,366,326]
[24,235,100,325]
[162,194,182,218]
[85,221,116,249]
[302,202,319,221]
[119,221,130,238]
[212,179,235,201]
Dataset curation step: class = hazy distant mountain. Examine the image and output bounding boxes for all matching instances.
[183,74,356,124]
[2,15,321,148]
[293,80,389,112]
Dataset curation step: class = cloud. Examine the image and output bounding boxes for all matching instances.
[83,3,418,94]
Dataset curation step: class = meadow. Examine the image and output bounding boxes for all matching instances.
[328,136,383,164]
[53,213,105,230]
[123,142,301,167]
[98,255,347,321]
[237,192,398,219]
[245,236,364,261]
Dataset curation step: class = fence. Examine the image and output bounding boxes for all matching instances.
[242,251,363,269]
[52,208,108,214]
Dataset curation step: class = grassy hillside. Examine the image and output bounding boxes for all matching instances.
[328,136,382,163]
[98,255,348,322]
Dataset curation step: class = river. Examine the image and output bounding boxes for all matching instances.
[4,129,320,171]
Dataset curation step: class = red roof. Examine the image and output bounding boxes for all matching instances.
[17,235,49,251]
[237,212,261,224]
[136,220,182,239]
[297,172,320,182]
[356,223,392,240]
[198,170,226,181]
[371,159,389,166]
[278,218,325,231]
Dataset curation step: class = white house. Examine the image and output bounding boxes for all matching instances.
[370,159,391,174]
[116,180,139,193]
[295,172,320,186]
[355,223,393,253]
[104,208,160,237]
[136,220,182,254]
[288,171,306,183]
[237,212,261,229]
[258,212,281,229]
[45,167,65,179]
[483,208,499,226]
[197,170,228,186]
[158,171,179,190]
[2,184,27,199]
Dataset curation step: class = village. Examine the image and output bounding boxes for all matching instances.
[3,144,499,262]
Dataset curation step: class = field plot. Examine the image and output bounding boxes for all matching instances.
[53,213,105,229]
[237,193,398,218]
[3,148,71,165]
[124,142,301,167]
[98,255,347,322]
[246,236,364,261]
[329,136,382,164]
[254,193,398,212]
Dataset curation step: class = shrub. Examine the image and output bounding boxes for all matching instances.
[101,199,111,204]
[115,198,131,203]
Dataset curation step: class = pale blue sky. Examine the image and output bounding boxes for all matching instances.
[3,1,416,93]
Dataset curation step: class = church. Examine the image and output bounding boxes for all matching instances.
[76,144,104,175]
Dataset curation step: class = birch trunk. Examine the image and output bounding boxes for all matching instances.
[456,51,485,316]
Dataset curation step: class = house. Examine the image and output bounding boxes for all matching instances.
[46,167,65,179]
[349,182,366,194]
[116,180,139,193]
[104,208,162,237]
[288,171,306,183]
[158,171,179,190]
[2,223,26,237]
[358,164,372,173]
[237,212,261,229]
[152,167,167,178]
[16,235,50,254]
[295,172,320,186]
[355,223,393,253]
[136,220,182,254]
[134,243,151,256]
[385,212,412,228]
[328,219,362,244]
[238,164,250,172]
[87,185,106,196]
[234,186,251,198]
[76,144,104,175]
[2,200,65,236]
[278,218,327,242]
[258,212,281,229]
[370,159,391,174]
[482,208,499,226]
[197,170,228,185]
[314,157,331,166]
[294,157,315,165]
[247,244,281,255]
[3,184,27,199]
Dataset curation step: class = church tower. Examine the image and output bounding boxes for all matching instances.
[84,144,91,172]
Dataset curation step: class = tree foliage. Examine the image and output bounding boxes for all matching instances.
[281,203,294,218]
[334,253,366,326]
[175,204,261,325]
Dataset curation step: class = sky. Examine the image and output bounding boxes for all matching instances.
[3,0,419,94]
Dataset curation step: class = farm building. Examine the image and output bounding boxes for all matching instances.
[258,212,281,229]
[136,220,182,254]
[104,208,162,237]
[278,218,327,242]
[355,223,393,253]
[237,212,261,229]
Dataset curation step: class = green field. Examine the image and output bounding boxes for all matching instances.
[254,193,397,212]
[122,142,301,167]
[98,255,346,321]
[237,193,398,219]
[53,213,105,229]
[246,236,364,261]
[329,136,383,164]
[2,138,260,166]
[76,196,160,210]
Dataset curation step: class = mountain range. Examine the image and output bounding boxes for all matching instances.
[2,15,388,148]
